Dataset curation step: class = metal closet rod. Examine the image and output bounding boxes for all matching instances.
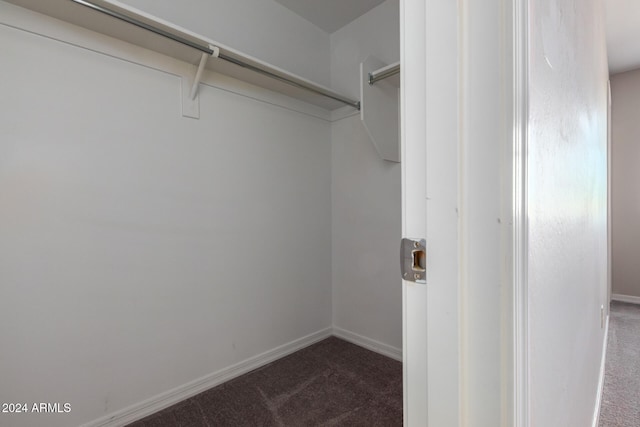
[70,0,361,110]
[368,64,400,85]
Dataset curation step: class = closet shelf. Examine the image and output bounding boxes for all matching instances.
[6,0,360,111]
[360,56,400,163]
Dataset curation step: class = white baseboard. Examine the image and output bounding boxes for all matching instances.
[592,314,609,427]
[611,293,640,305]
[332,326,402,361]
[83,326,400,427]
[82,327,332,427]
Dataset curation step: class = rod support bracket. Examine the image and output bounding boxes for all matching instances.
[183,45,219,119]
[189,45,218,100]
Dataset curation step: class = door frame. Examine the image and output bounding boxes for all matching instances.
[513,1,530,426]
[400,0,530,425]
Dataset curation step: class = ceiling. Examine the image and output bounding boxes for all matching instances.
[276,0,637,72]
[273,0,386,33]
[605,0,640,74]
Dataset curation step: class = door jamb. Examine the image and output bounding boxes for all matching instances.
[513,1,530,426]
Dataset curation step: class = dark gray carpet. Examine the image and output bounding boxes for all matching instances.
[126,337,402,427]
[599,301,640,427]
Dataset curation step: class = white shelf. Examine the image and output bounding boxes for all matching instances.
[4,0,358,111]
[361,56,400,163]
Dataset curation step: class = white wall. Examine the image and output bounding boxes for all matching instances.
[610,69,640,299]
[118,0,331,86]
[330,0,402,354]
[0,4,332,426]
[527,0,609,425]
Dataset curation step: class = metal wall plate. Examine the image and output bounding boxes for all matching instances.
[401,238,426,283]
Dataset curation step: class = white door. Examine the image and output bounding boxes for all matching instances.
[401,0,460,425]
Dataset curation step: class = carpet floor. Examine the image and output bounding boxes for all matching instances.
[599,301,640,427]
[126,337,402,427]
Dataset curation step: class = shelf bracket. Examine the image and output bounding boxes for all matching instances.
[182,45,219,119]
